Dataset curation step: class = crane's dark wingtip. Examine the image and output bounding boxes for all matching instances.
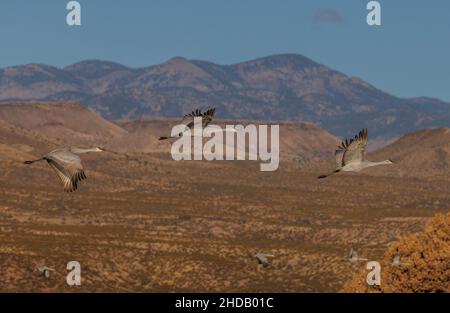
[317,175,327,179]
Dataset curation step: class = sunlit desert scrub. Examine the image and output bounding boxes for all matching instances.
[0,102,449,292]
[341,212,450,293]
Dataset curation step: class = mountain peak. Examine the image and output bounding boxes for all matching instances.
[151,56,209,77]
[159,56,197,69]
[234,53,320,69]
[65,59,130,69]
[64,60,132,79]
[1,63,60,75]
[167,56,189,62]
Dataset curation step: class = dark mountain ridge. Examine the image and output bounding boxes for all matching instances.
[1,54,449,142]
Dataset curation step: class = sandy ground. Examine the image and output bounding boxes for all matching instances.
[0,153,448,292]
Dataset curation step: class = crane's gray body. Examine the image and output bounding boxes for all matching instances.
[24,147,103,192]
[319,128,393,178]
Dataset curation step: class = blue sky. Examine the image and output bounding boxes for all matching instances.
[1,0,449,101]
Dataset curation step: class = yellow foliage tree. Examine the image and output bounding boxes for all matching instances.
[342,212,449,292]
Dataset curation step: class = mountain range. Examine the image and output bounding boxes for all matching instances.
[1,54,449,143]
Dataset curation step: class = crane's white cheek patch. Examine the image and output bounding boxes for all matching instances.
[169,122,280,172]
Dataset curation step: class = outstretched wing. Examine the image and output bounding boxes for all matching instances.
[45,151,86,192]
[181,107,216,129]
[255,253,270,267]
[338,128,368,166]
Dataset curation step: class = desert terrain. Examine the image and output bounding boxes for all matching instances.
[0,102,448,292]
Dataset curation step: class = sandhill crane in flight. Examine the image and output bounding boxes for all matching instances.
[391,252,411,267]
[158,108,237,140]
[24,147,104,192]
[348,248,368,263]
[391,254,401,267]
[254,252,274,267]
[159,107,216,140]
[318,128,393,179]
[37,266,55,278]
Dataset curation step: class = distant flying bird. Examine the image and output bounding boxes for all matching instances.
[391,252,411,267]
[24,147,104,192]
[158,107,217,140]
[254,252,274,267]
[391,254,401,267]
[37,266,55,278]
[318,128,393,179]
[348,248,368,263]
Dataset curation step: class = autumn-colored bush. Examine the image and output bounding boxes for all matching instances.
[342,212,449,293]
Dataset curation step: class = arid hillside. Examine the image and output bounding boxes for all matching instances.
[113,118,339,161]
[0,118,55,161]
[0,102,339,162]
[0,102,448,292]
[366,128,450,178]
[0,102,127,146]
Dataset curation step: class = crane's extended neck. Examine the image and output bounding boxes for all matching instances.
[364,159,394,168]
[70,147,103,154]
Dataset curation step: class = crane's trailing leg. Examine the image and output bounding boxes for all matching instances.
[318,170,340,179]
[24,158,45,164]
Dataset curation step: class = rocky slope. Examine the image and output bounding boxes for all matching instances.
[1,54,449,143]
